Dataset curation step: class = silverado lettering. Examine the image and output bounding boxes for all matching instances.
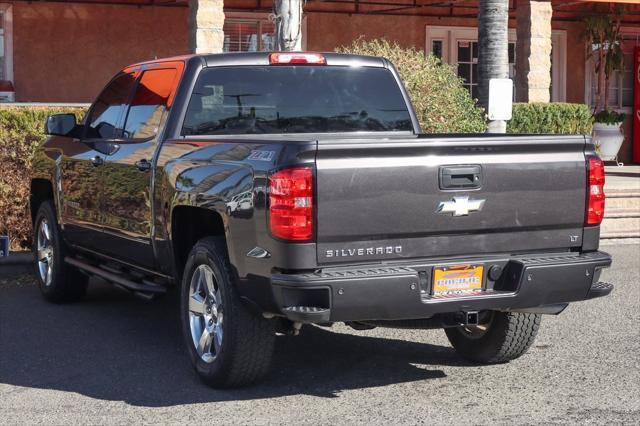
[325,246,403,258]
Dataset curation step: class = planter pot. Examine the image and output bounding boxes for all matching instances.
[593,122,624,162]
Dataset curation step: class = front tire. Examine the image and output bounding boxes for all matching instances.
[180,236,275,388]
[445,311,541,364]
[33,201,88,303]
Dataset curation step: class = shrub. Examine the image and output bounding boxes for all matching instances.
[0,106,87,251]
[507,103,593,135]
[336,38,486,133]
[593,109,626,125]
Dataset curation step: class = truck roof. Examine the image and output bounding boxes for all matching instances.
[127,52,388,70]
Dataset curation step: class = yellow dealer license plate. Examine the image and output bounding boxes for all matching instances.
[432,264,484,296]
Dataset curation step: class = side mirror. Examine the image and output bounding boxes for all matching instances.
[45,113,78,137]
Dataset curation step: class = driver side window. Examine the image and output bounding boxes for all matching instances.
[85,72,138,139]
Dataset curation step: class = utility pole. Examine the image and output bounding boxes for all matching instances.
[477,0,510,133]
[273,0,303,51]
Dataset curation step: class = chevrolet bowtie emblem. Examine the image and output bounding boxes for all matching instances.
[436,196,485,216]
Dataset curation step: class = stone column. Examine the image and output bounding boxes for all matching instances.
[516,0,553,103]
[188,0,225,54]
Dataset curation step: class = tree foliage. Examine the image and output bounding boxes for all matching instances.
[583,15,625,112]
[0,106,87,250]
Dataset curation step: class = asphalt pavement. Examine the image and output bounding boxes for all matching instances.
[1,244,639,424]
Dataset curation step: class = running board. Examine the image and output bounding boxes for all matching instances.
[64,256,167,295]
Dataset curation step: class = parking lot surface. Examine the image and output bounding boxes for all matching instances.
[1,244,639,424]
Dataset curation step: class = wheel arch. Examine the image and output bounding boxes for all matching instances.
[30,178,55,225]
[170,205,229,278]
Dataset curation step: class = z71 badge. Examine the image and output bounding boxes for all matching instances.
[247,150,275,161]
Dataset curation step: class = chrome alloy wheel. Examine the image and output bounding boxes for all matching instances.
[36,218,54,286]
[188,264,224,363]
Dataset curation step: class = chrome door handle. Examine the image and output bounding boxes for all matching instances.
[135,159,151,172]
[91,155,104,167]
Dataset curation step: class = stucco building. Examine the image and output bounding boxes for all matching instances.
[0,0,638,161]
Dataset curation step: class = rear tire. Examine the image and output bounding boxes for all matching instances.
[445,311,541,364]
[180,236,275,388]
[33,200,88,303]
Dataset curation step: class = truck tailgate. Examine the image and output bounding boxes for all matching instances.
[315,135,588,264]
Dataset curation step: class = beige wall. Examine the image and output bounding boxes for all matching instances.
[12,2,189,102]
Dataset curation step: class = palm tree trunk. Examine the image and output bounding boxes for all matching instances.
[602,50,610,111]
[274,0,303,52]
[597,48,606,112]
[478,0,510,133]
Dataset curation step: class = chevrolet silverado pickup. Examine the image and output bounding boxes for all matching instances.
[31,52,613,388]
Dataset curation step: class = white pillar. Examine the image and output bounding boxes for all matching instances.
[188,0,225,54]
[516,0,553,102]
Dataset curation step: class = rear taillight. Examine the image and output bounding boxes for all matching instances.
[269,167,314,241]
[586,156,605,225]
[269,52,326,65]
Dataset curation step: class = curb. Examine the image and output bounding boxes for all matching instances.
[600,237,640,246]
[0,252,34,266]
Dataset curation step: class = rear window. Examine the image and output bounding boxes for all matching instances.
[181,66,413,135]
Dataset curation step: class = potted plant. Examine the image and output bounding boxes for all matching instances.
[584,15,626,163]
[593,109,626,162]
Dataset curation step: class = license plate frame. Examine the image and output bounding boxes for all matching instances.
[432,264,484,296]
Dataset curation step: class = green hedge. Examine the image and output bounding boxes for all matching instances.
[0,106,87,250]
[507,103,593,135]
[337,38,487,133]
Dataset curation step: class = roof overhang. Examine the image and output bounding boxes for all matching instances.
[10,0,640,24]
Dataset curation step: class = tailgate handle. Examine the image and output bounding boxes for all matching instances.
[439,165,482,189]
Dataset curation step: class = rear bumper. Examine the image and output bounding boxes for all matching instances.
[269,251,613,323]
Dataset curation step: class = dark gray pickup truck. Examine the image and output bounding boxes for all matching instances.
[31,52,613,388]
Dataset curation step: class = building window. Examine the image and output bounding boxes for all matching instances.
[454,40,515,100]
[588,32,638,111]
[456,41,477,99]
[0,10,5,80]
[223,18,275,52]
[0,4,13,83]
[431,39,444,60]
[426,26,566,102]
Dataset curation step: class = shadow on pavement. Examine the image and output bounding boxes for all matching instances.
[0,276,463,407]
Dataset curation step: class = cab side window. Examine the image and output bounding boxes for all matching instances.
[85,73,137,139]
[122,68,177,140]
